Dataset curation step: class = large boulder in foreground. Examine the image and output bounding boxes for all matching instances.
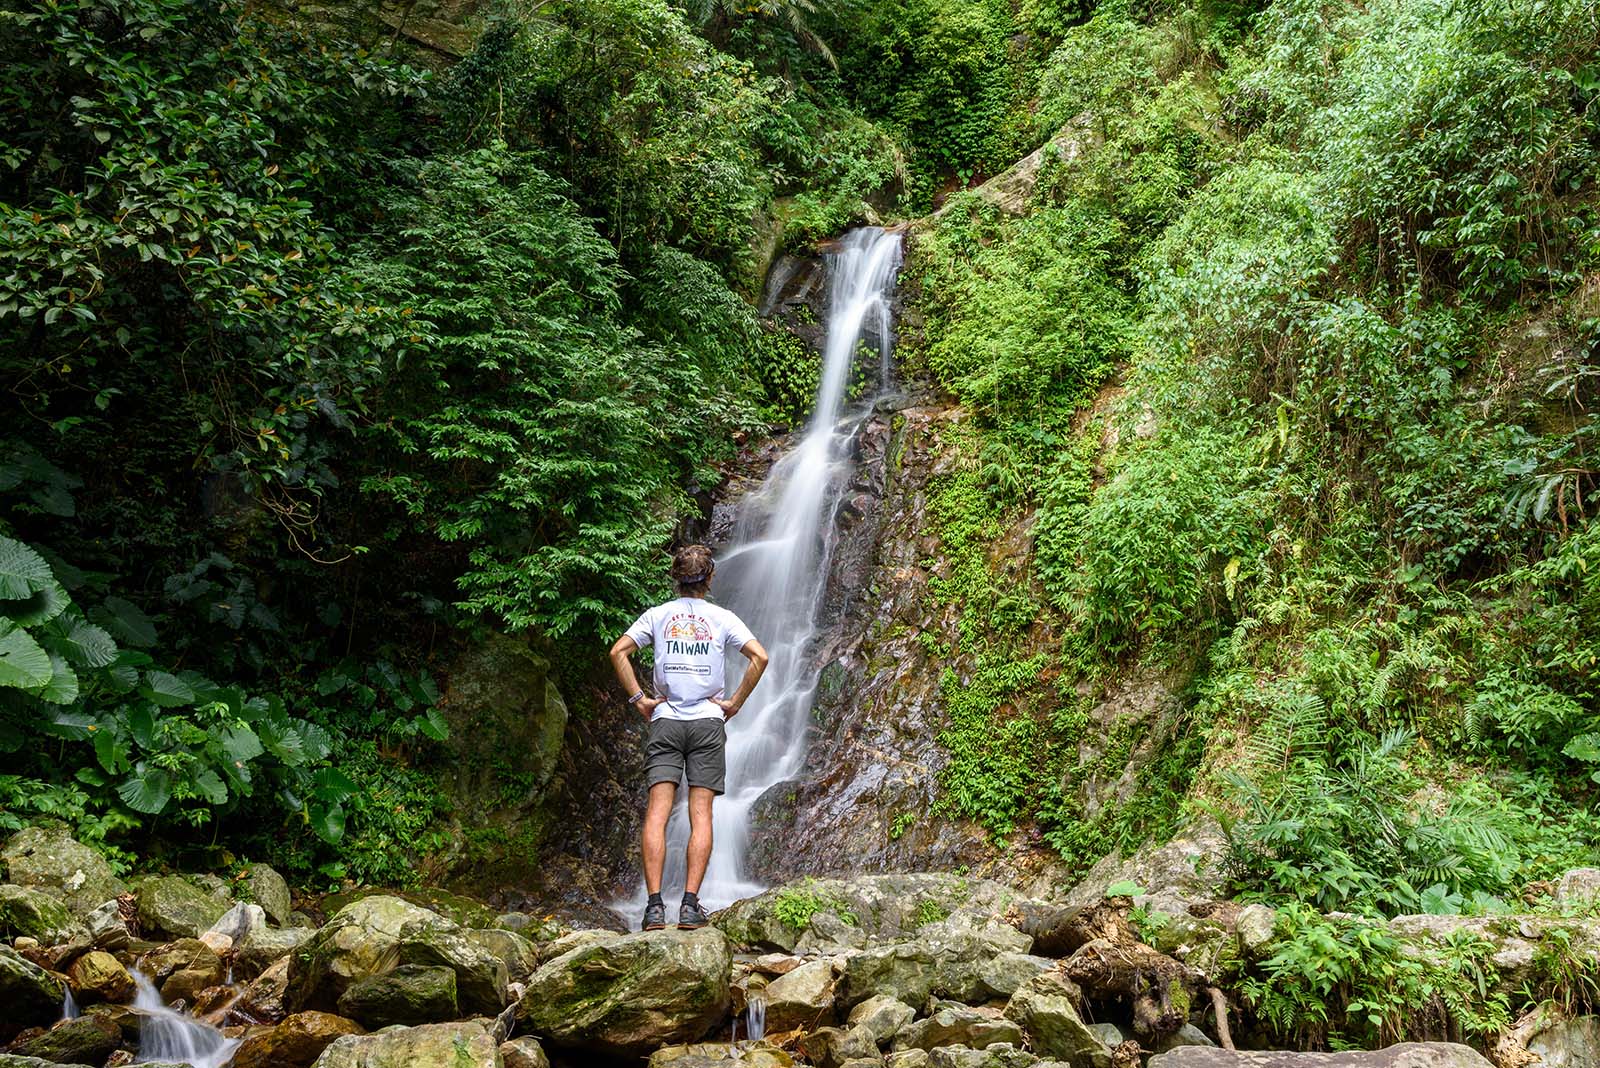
[716,874,1020,953]
[287,896,506,1015]
[518,926,733,1057]
[0,945,66,1038]
[136,875,229,939]
[0,883,88,944]
[229,1010,366,1068]
[1147,1044,1493,1068]
[0,823,127,916]
[312,1021,500,1068]
[1004,972,1110,1067]
[11,1016,121,1066]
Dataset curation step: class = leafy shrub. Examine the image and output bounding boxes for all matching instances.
[1242,902,1509,1048]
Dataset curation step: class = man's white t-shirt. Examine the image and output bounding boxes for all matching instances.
[625,598,757,721]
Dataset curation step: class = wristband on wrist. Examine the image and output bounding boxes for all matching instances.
[626,691,644,705]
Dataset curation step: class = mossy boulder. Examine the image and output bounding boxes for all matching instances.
[0,883,88,945]
[435,632,569,886]
[0,945,67,1039]
[310,1020,501,1068]
[517,926,733,1058]
[0,823,126,917]
[288,896,447,1011]
[12,1015,121,1066]
[894,1007,1025,1053]
[230,1010,366,1068]
[242,863,293,925]
[465,927,540,983]
[336,964,458,1028]
[288,895,506,1015]
[136,875,229,939]
[1004,972,1111,1067]
[66,949,134,1004]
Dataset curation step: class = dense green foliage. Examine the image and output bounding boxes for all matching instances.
[4,0,1600,1051]
[0,0,944,876]
[912,0,1600,938]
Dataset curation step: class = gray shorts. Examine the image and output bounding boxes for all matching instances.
[645,716,726,795]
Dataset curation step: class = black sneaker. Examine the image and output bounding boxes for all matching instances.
[678,898,710,929]
[641,900,667,931]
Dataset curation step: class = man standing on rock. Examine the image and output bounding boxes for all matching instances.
[609,544,769,932]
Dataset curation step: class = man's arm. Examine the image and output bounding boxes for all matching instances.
[609,635,660,719]
[713,639,769,719]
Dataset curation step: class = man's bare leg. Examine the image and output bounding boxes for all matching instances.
[684,786,715,895]
[642,781,676,894]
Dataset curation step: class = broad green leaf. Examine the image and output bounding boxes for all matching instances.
[261,722,306,766]
[0,622,52,689]
[418,707,449,741]
[297,721,333,762]
[309,802,346,844]
[0,537,52,600]
[117,766,172,814]
[1563,732,1600,764]
[9,583,68,627]
[52,619,118,669]
[94,597,157,648]
[94,728,129,774]
[192,768,228,805]
[30,654,79,705]
[127,704,157,749]
[44,709,94,737]
[221,724,264,764]
[139,670,195,707]
[312,766,357,803]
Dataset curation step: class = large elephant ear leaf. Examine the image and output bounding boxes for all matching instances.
[93,596,157,648]
[0,621,52,690]
[29,654,79,705]
[45,618,118,669]
[117,765,172,815]
[8,582,68,627]
[0,537,52,600]
[139,670,195,708]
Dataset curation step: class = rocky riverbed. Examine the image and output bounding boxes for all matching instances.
[4,823,1600,1068]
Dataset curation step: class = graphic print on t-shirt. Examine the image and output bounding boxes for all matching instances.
[625,598,756,721]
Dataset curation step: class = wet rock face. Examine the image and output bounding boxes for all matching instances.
[435,632,569,892]
[740,401,1006,883]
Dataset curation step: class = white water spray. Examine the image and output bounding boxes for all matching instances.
[131,971,239,1068]
[631,228,903,913]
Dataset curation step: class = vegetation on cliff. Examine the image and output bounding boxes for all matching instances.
[913,0,1599,921]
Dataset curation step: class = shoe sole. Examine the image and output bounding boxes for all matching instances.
[677,921,707,929]
[643,922,667,931]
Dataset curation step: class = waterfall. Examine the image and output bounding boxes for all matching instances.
[131,970,239,1068]
[61,986,80,1021]
[635,227,903,913]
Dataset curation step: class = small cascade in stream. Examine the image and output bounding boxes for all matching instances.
[61,985,80,1021]
[131,971,239,1068]
[746,990,768,1042]
[627,227,903,914]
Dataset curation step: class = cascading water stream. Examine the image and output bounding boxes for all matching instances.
[130,971,239,1068]
[631,227,903,912]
